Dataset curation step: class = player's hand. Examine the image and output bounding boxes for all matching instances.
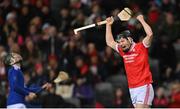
[29,92,37,99]
[26,92,37,101]
[136,14,144,21]
[42,83,52,90]
[106,17,114,25]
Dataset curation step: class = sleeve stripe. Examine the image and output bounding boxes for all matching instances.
[115,44,119,53]
[142,40,150,48]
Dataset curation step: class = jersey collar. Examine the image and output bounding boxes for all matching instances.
[13,65,21,70]
[129,42,136,52]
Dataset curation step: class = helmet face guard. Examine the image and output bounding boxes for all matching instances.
[4,53,22,65]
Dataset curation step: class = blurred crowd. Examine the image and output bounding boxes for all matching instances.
[0,0,180,108]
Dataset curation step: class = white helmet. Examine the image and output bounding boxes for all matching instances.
[4,52,23,65]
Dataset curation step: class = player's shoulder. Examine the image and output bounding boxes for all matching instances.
[8,66,19,73]
[135,42,147,49]
[8,67,14,75]
[136,42,143,46]
[8,66,14,71]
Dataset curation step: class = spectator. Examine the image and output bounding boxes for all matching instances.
[113,87,128,107]
[60,39,84,74]
[41,6,56,25]
[3,12,18,38]
[47,55,61,72]
[22,38,40,71]
[38,26,62,60]
[73,77,95,107]
[101,46,120,79]
[151,35,177,82]
[18,5,32,36]
[30,62,48,87]
[168,81,180,108]
[56,8,72,35]
[153,87,169,107]
[27,24,40,43]
[0,45,6,81]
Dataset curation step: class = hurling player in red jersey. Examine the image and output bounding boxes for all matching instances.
[105,14,154,108]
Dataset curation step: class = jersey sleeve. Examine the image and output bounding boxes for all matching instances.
[12,71,30,96]
[25,85,43,93]
[138,42,149,54]
[142,40,150,48]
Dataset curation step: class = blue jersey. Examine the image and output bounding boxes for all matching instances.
[7,66,42,106]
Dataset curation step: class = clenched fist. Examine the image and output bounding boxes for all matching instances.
[42,83,52,90]
[25,92,37,101]
[136,14,144,21]
[106,17,114,25]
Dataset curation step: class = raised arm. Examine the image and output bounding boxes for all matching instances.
[106,17,118,51]
[136,15,153,47]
